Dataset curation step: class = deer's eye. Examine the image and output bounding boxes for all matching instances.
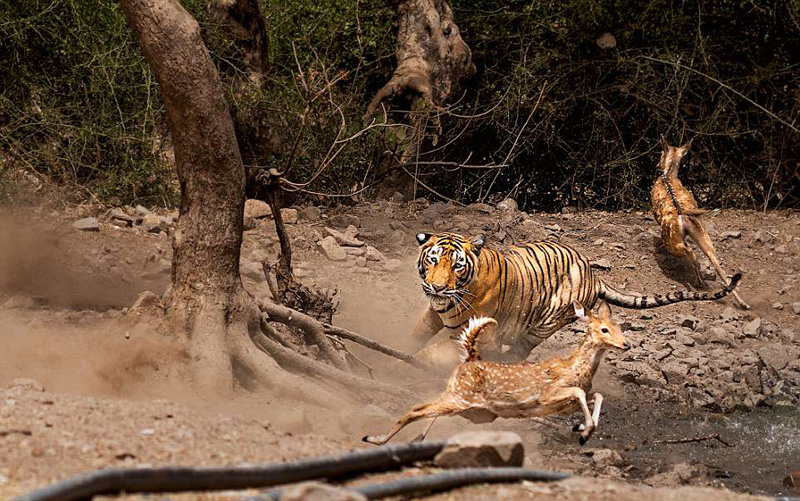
[601,327,609,334]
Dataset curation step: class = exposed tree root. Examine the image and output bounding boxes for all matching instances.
[253,332,415,404]
[259,300,349,371]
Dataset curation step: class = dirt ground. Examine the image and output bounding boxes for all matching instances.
[1,199,799,500]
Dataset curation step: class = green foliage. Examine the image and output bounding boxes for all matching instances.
[0,0,173,205]
[1,0,798,210]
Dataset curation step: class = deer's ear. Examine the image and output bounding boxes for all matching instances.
[597,300,611,319]
[660,134,671,152]
[470,234,485,253]
[416,233,432,246]
[573,300,587,321]
[679,137,694,151]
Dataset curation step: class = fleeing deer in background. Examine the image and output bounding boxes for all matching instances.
[651,137,750,309]
[363,300,630,446]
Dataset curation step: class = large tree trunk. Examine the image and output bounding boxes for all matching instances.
[368,0,475,198]
[119,0,337,400]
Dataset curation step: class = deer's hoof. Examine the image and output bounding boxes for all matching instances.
[579,435,588,446]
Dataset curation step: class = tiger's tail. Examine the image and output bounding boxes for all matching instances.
[458,317,498,362]
[599,273,742,309]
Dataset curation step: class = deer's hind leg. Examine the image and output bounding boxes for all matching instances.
[362,399,462,445]
[663,220,705,287]
[683,218,750,309]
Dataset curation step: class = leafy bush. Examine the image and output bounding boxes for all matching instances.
[2,0,798,210]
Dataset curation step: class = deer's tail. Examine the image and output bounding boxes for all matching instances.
[458,317,498,362]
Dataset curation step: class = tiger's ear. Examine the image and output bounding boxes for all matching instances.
[416,233,432,246]
[470,234,485,253]
[573,300,587,321]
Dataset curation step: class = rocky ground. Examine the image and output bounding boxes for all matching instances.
[1,198,799,499]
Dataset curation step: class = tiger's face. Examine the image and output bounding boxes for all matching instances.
[416,232,485,313]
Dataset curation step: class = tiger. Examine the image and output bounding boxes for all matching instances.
[411,231,741,368]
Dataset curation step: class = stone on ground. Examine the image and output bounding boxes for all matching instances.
[318,236,348,261]
[324,227,364,247]
[73,217,100,231]
[434,431,524,468]
[244,199,271,219]
[132,290,161,309]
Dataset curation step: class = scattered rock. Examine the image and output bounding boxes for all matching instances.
[435,431,524,468]
[299,205,321,222]
[383,259,403,272]
[244,199,271,219]
[590,259,612,271]
[365,246,386,262]
[324,227,364,247]
[758,344,798,371]
[468,203,492,214]
[646,463,704,487]
[318,236,347,261]
[344,247,366,257]
[132,291,161,309]
[544,224,562,232]
[72,217,100,232]
[677,314,700,331]
[705,327,735,347]
[596,32,617,49]
[719,230,741,240]
[7,378,44,393]
[497,198,518,211]
[753,229,771,244]
[134,205,151,216]
[108,208,134,226]
[615,361,666,388]
[792,302,800,315]
[719,307,740,322]
[661,361,689,385]
[141,213,162,233]
[588,448,626,467]
[390,191,406,203]
[773,302,784,310]
[281,208,298,224]
[282,482,366,501]
[355,257,367,267]
[675,332,695,346]
[775,244,788,254]
[742,318,763,337]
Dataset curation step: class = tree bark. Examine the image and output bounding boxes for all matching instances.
[368,0,475,198]
[366,0,475,119]
[120,0,257,395]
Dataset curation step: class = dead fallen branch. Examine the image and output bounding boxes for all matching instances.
[653,433,732,447]
[322,323,432,372]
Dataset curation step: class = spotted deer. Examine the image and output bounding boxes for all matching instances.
[363,300,630,445]
[651,137,750,309]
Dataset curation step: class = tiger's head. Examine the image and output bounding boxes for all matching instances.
[416,232,485,313]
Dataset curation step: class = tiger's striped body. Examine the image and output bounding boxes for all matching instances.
[412,232,741,364]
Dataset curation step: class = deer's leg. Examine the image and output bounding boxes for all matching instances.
[683,218,750,309]
[663,221,704,287]
[363,399,460,446]
[591,393,604,428]
[575,393,604,432]
[412,417,438,442]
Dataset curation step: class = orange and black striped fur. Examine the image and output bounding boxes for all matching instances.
[651,137,749,309]
[411,231,741,366]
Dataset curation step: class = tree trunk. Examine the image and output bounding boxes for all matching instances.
[120,0,251,394]
[367,0,475,197]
